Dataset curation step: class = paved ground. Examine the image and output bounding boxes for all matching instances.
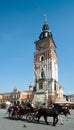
[0,108,74,130]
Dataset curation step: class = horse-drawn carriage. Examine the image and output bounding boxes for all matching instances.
[8,105,39,122]
[8,103,70,126]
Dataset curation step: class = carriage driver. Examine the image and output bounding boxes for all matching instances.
[27,100,34,112]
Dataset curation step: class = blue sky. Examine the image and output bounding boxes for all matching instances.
[0,0,74,94]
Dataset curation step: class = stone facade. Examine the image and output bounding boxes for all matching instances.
[0,87,34,106]
[33,18,65,107]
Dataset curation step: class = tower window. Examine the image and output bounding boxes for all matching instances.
[40,55,44,61]
[54,83,56,91]
[41,56,44,61]
[41,71,44,78]
[39,82,43,89]
[41,68,45,79]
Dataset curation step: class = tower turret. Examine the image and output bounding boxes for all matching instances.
[39,16,52,40]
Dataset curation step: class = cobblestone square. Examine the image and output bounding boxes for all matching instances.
[0,109,74,130]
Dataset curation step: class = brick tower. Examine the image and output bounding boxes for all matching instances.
[33,17,59,106]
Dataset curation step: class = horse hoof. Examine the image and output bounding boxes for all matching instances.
[46,122,49,125]
[53,123,56,126]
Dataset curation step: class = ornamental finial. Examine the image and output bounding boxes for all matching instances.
[44,14,47,24]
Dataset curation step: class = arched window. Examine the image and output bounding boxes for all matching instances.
[41,56,44,61]
[41,68,45,79]
[40,55,44,61]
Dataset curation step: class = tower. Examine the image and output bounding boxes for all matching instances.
[33,17,59,106]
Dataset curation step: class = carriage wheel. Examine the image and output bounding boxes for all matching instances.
[26,113,33,122]
[33,113,38,122]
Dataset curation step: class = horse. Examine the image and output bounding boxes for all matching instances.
[53,104,70,124]
[36,107,58,126]
[53,103,70,115]
[36,104,70,126]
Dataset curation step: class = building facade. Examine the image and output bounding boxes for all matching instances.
[0,87,34,107]
[33,17,63,106]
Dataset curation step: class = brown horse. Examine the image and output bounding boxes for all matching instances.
[36,104,70,126]
[36,108,58,126]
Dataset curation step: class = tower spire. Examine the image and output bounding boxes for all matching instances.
[39,16,52,40]
[44,14,47,24]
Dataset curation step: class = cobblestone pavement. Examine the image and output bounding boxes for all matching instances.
[0,108,74,130]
